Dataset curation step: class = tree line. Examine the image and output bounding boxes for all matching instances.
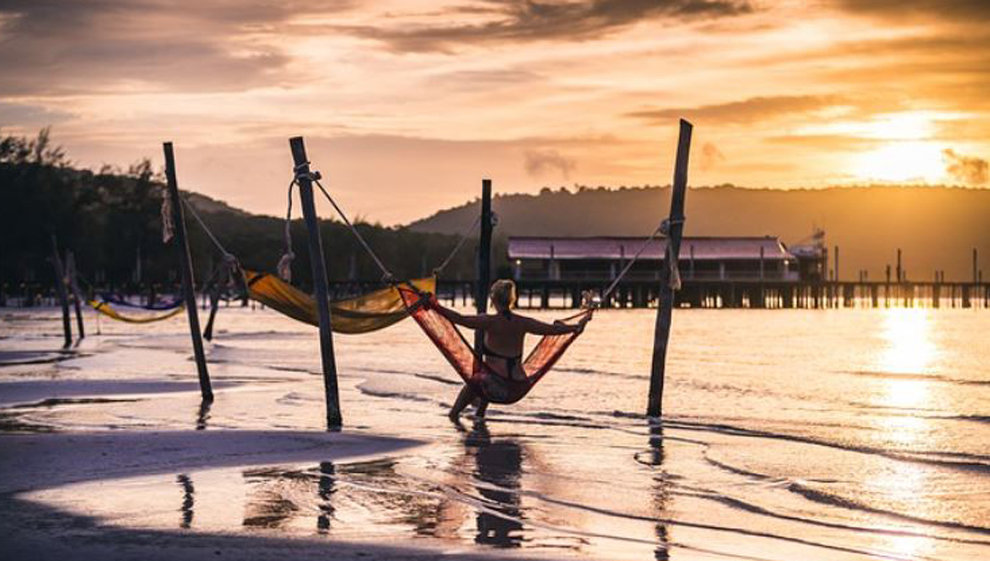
[1,130,498,299]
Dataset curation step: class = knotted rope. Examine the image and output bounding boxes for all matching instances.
[278,178,296,282]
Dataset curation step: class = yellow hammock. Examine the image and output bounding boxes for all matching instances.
[243,270,436,334]
[89,300,185,324]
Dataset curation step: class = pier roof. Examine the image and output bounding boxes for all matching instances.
[508,236,793,261]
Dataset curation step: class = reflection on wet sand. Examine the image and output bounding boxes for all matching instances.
[177,474,194,529]
[196,399,211,431]
[464,420,525,548]
[242,467,301,528]
[647,424,671,561]
[317,461,335,533]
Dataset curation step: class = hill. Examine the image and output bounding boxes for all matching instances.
[407,185,990,282]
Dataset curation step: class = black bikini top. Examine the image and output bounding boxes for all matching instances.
[482,341,522,361]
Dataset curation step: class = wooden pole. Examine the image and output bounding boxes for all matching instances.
[289,136,342,430]
[49,235,72,348]
[66,250,85,339]
[647,119,692,418]
[474,179,493,355]
[163,142,213,402]
[834,245,840,282]
[974,248,979,284]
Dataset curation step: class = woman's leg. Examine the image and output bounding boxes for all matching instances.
[449,384,476,420]
[475,398,489,418]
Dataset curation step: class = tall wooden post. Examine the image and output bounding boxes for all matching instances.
[474,179,493,355]
[66,251,85,339]
[289,136,342,429]
[974,248,979,284]
[834,246,840,282]
[163,142,213,402]
[50,235,72,348]
[647,119,692,418]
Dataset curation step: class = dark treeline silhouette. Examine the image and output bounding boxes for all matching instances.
[1,130,485,299]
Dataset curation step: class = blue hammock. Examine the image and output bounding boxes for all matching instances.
[97,295,184,311]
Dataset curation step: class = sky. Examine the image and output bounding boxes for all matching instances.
[1,0,988,224]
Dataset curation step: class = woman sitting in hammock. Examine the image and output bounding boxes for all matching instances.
[435,279,590,420]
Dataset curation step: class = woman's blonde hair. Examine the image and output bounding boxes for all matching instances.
[490,279,517,313]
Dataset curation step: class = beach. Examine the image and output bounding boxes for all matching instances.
[1,304,989,560]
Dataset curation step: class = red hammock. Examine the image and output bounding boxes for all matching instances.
[398,286,592,404]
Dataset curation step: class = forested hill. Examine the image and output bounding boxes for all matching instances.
[0,132,478,290]
[407,185,990,281]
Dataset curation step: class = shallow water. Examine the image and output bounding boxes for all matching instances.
[2,304,989,560]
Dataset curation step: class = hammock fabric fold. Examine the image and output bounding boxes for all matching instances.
[243,270,436,335]
[397,286,592,404]
[89,300,185,324]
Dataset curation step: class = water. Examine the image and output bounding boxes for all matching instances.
[2,304,989,559]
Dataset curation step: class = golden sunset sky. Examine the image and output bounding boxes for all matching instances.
[1,0,987,224]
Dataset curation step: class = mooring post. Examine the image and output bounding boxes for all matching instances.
[974,248,979,285]
[163,142,213,402]
[474,179,493,355]
[647,119,692,418]
[289,136,342,429]
[66,250,85,339]
[49,235,72,348]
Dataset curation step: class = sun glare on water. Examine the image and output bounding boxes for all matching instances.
[880,308,936,377]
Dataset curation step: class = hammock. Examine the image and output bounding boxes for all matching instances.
[397,286,592,404]
[243,270,436,335]
[89,299,185,324]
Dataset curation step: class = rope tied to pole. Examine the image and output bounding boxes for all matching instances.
[161,187,175,243]
[278,178,297,282]
[662,216,685,291]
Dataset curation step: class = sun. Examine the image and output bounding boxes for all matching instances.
[851,141,946,183]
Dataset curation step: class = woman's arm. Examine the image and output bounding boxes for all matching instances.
[435,304,493,329]
[518,314,588,336]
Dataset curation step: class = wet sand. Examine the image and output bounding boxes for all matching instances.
[2,305,990,560]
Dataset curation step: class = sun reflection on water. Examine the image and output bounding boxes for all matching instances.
[880,308,936,376]
[872,308,937,558]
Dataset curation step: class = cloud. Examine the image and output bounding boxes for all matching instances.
[0,0,349,95]
[0,102,74,126]
[524,149,576,179]
[336,0,754,52]
[699,141,725,171]
[943,148,988,185]
[834,0,990,21]
[628,95,844,126]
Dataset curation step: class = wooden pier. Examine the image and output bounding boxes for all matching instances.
[7,278,989,311]
[438,279,990,310]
